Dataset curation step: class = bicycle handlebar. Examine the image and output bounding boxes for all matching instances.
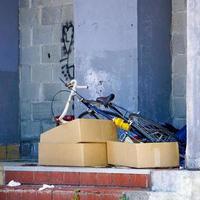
[77,85,88,89]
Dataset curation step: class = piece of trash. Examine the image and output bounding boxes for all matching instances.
[38,184,55,191]
[7,180,21,187]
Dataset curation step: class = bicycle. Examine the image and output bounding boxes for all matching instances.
[51,79,177,143]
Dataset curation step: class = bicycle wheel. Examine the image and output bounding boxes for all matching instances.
[78,111,99,119]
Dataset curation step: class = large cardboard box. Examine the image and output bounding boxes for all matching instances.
[107,141,179,168]
[39,143,107,167]
[40,119,117,143]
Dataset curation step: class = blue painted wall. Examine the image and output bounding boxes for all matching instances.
[74,0,138,114]
[0,0,19,144]
[138,0,172,122]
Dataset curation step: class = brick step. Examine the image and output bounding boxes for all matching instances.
[5,170,150,188]
[0,185,147,200]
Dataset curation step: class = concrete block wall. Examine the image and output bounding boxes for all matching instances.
[19,0,73,159]
[171,0,187,128]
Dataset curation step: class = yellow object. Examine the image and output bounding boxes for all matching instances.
[113,118,131,131]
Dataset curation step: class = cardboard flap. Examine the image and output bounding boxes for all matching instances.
[40,119,117,144]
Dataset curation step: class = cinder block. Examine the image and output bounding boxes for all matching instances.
[19,8,40,27]
[52,24,62,44]
[52,64,63,82]
[172,33,186,54]
[173,76,186,97]
[20,82,41,101]
[173,97,186,118]
[20,102,31,120]
[42,83,62,101]
[41,121,56,132]
[42,7,62,25]
[42,45,61,63]
[32,0,73,7]
[20,142,38,159]
[172,0,186,12]
[172,54,187,75]
[61,5,73,22]
[51,100,71,116]
[19,28,32,47]
[21,120,41,140]
[19,0,30,8]
[20,65,31,83]
[172,12,186,33]
[32,102,52,120]
[33,25,53,45]
[20,46,41,65]
[31,64,52,83]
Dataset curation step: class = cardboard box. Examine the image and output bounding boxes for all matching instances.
[40,119,117,143]
[0,145,6,160]
[39,143,107,167]
[107,141,179,168]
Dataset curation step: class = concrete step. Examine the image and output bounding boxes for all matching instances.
[126,191,184,200]
[0,185,146,200]
[3,164,150,188]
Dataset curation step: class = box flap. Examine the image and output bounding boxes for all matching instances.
[40,119,117,143]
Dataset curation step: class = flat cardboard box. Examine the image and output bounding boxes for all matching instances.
[0,145,6,160]
[6,144,20,160]
[39,143,107,167]
[107,141,179,168]
[40,119,117,143]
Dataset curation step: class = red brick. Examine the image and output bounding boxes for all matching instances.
[37,190,52,200]
[7,190,22,200]
[34,172,50,184]
[80,193,100,200]
[5,171,15,183]
[53,190,74,200]
[96,173,112,186]
[111,174,130,187]
[101,193,120,200]
[133,174,149,188]
[21,190,37,200]
[49,172,64,184]
[0,191,7,200]
[5,171,34,184]
[63,172,80,185]
[80,173,97,186]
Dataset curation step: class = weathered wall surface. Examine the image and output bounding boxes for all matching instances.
[0,0,19,144]
[19,0,73,159]
[74,0,138,113]
[186,0,200,169]
[171,0,187,128]
[138,0,172,123]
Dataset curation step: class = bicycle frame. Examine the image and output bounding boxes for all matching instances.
[57,79,176,143]
[59,79,135,125]
[58,79,88,123]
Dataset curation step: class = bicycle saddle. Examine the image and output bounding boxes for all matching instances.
[96,94,115,107]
